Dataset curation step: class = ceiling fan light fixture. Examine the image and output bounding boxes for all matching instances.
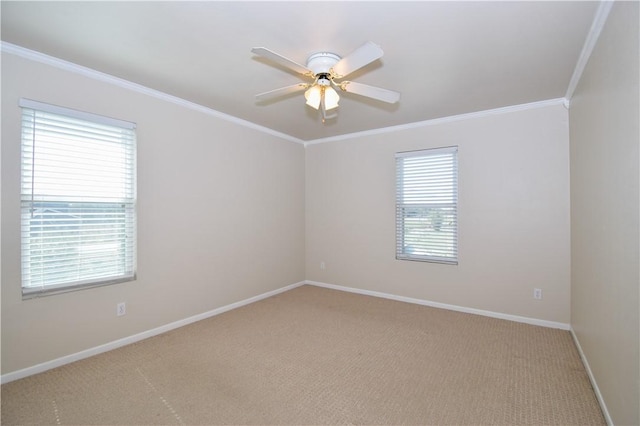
[324,86,340,110]
[304,85,322,109]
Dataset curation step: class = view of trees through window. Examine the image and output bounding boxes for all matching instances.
[399,206,457,258]
[26,201,132,287]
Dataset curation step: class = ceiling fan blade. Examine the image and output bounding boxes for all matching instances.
[255,83,309,103]
[331,41,384,78]
[251,47,313,76]
[339,81,400,104]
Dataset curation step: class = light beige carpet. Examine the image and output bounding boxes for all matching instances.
[1,285,605,425]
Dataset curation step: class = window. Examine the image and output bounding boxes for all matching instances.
[396,146,458,264]
[20,99,136,297]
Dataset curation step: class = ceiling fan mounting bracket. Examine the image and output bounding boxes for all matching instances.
[306,52,341,76]
[316,74,331,85]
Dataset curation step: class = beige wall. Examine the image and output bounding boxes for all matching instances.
[5,16,636,424]
[306,104,571,324]
[569,2,640,425]
[1,54,306,374]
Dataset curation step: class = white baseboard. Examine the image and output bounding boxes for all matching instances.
[1,281,306,384]
[570,327,613,425]
[1,279,573,384]
[306,280,571,330]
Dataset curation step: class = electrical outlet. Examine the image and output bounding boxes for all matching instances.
[320,261,326,270]
[533,288,543,300]
[117,302,126,316]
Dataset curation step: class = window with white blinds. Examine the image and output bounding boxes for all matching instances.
[395,146,458,264]
[20,99,137,297]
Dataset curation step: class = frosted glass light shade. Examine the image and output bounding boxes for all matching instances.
[324,87,340,110]
[304,86,322,110]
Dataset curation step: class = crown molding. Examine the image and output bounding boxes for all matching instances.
[304,98,567,146]
[1,41,574,148]
[0,42,305,145]
[564,0,614,102]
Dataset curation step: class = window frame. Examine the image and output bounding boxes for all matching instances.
[395,146,459,265]
[19,98,137,298]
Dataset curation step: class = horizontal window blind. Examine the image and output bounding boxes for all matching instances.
[396,147,458,264]
[20,99,137,295]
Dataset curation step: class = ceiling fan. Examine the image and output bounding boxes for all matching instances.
[251,41,400,122]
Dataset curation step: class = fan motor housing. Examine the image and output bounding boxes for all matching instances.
[306,52,341,76]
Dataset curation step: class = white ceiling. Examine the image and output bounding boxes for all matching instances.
[1,1,600,142]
